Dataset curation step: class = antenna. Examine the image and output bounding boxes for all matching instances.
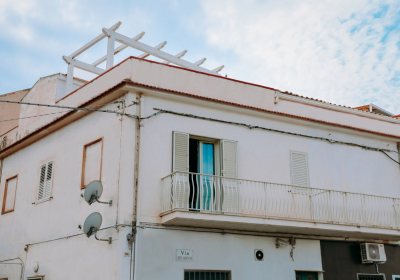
[82,180,112,206]
[83,212,112,244]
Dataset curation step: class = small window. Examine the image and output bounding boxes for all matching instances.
[81,138,103,189]
[358,274,385,280]
[37,159,54,203]
[296,271,318,280]
[184,271,230,280]
[2,175,18,214]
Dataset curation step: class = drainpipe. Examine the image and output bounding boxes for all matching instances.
[132,94,143,280]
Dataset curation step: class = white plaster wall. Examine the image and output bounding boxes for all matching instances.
[135,228,322,280]
[275,99,400,137]
[136,93,400,225]
[129,59,276,112]
[0,95,136,279]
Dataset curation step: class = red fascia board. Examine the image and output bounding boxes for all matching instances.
[122,79,400,139]
[353,105,370,109]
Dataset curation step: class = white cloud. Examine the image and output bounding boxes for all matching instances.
[200,0,400,113]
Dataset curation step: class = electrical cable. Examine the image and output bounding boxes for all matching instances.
[0,101,124,123]
[150,108,400,165]
[0,99,137,119]
[0,99,398,164]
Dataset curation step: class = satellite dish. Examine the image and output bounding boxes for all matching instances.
[82,212,112,244]
[82,180,112,206]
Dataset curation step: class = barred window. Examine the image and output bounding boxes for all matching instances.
[357,274,385,280]
[184,271,230,280]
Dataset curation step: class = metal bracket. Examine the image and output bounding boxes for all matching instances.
[95,232,112,244]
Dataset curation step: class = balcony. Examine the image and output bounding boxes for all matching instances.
[160,172,400,240]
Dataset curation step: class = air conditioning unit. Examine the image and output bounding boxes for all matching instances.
[360,243,386,264]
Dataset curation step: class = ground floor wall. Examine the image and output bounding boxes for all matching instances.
[321,241,400,280]
[135,227,323,280]
[0,226,132,280]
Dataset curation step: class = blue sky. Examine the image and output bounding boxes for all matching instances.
[1,0,400,113]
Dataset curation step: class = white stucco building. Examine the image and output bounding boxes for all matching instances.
[1,24,400,280]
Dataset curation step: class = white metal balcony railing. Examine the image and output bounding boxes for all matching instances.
[161,172,400,230]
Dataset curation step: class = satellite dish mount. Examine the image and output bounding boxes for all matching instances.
[82,181,112,206]
[83,212,112,244]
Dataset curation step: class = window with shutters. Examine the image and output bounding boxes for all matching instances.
[81,138,103,189]
[2,175,18,214]
[172,132,238,212]
[37,159,54,203]
[290,151,310,194]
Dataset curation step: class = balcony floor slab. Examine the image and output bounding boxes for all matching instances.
[161,211,400,241]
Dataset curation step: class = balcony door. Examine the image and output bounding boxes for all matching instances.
[189,139,215,210]
[172,132,238,213]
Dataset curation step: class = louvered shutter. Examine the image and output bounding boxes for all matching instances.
[290,151,310,193]
[172,132,189,209]
[172,131,189,172]
[221,140,239,213]
[37,160,54,202]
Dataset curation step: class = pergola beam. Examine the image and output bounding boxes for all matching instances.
[194,58,206,66]
[162,50,187,65]
[212,65,225,73]
[92,32,145,67]
[103,28,218,75]
[69,22,121,59]
[62,22,225,97]
[138,41,167,59]
[74,59,105,75]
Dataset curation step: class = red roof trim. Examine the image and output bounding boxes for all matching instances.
[123,79,400,139]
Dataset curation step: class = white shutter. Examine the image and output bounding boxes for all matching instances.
[290,151,310,192]
[221,140,237,178]
[37,160,54,202]
[172,132,189,209]
[221,140,239,213]
[172,132,189,172]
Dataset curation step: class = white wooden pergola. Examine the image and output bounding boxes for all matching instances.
[62,21,224,95]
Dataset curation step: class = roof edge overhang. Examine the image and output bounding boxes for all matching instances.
[2,79,400,159]
[56,56,400,124]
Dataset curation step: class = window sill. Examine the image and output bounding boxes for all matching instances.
[33,197,53,205]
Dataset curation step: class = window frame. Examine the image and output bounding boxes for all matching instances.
[189,135,220,176]
[1,175,18,215]
[36,158,55,204]
[81,138,104,189]
[27,276,44,280]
